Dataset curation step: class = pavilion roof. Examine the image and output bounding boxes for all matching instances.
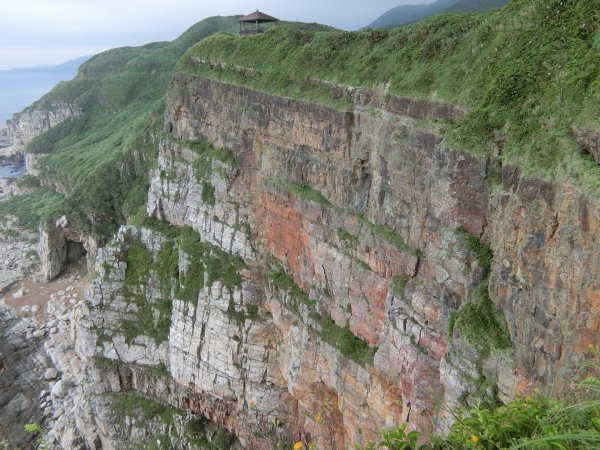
[238,10,280,23]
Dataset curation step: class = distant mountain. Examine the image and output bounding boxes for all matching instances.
[367,0,509,29]
[0,56,89,124]
[5,56,90,75]
[445,0,510,13]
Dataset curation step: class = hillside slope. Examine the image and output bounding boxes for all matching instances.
[367,0,509,29]
[0,16,241,238]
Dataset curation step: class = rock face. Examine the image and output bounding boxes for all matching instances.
[0,219,38,292]
[57,74,600,449]
[39,215,95,281]
[0,104,81,162]
[0,299,47,448]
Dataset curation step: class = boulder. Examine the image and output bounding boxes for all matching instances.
[32,329,45,338]
[50,379,69,398]
[44,368,58,380]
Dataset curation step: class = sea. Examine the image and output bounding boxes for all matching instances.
[0,56,89,125]
[0,163,26,180]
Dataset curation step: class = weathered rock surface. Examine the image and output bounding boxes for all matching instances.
[0,104,81,162]
[39,215,95,281]
[0,299,46,448]
[42,74,600,449]
[0,219,38,292]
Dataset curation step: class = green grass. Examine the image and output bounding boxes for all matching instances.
[177,226,246,305]
[455,227,493,271]
[337,227,359,248]
[201,181,216,206]
[180,0,600,196]
[118,224,247,340]
[448,228,511,358]
[289,181,331,205]
[392,274,409,298]
[269,262,377,366]
[14,174,41,190]
[164,139,239,209]
[266,178,332,205]
[186,416,238,449]
[362,380,600,449]
[111,393,183,425]
[450,278,512,358]
[156,240,179,297]
[121,238,173,345]
[171,137,239,170]
[0,187,63,230]
[124,240,153,285]
[360,216,416,255]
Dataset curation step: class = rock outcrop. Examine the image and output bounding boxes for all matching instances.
[0,299,50,448]
[0,104,81,163]
[39,216,95,281]
[37,73,600,448]
[0,219,38,292]
[48,73,599,449]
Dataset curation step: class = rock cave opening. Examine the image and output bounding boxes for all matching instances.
[65,240,88,274]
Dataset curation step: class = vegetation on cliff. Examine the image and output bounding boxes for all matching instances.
[362,377,600,449]
[269,262,378,366]
[2,2,599,448]
[180,0,600,194]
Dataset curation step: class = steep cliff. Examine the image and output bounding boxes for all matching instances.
[4,1,600,448]
[56,69,599,448]
[0,104,81,165]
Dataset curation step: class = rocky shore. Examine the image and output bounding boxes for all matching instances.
[0,217,88,448]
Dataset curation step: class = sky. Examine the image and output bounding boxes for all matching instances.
[0,0,431,70]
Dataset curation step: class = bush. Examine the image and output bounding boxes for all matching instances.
[361,380,600,449]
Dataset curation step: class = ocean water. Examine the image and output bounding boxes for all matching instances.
[0,56,89,125]
[0,164,25,180]
[0,71,61,124]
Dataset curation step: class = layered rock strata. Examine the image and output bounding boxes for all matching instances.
[64,73,600,449]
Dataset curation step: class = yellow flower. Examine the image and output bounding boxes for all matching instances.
[588,344,595,350]
[315,413,323,424]
[293,442,303,450]
[471,435,479,444]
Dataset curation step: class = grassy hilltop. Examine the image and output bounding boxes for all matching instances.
[0,17,334,238]
[180,0,600,194]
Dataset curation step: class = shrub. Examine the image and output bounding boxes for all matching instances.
[361,381,600,449]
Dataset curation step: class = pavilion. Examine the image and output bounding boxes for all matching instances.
[238,10,280,35]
